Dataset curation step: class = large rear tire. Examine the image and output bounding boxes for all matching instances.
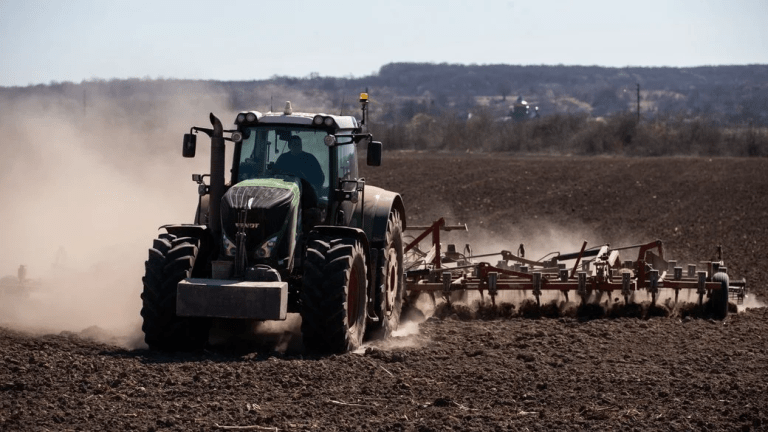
[140,235,211,351]
[301,236,367,353]
[709,271,730,319]
[368,212,404,339]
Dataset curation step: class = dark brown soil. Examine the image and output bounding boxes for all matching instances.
[2,155,767,431]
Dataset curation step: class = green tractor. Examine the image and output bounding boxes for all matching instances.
[140,94,406,353]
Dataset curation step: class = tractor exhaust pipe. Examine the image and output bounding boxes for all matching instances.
[208,113,226,258]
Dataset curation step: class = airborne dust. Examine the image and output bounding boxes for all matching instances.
[0,83,234,347]
[0,83,376,350]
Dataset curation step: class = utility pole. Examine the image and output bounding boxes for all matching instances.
[636,83,640,122]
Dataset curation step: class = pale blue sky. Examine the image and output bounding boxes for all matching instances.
[1,0,766,87]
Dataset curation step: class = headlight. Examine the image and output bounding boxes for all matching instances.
[236,113,246,123]
[323,117,335,127]
[256,236,278,258]
[324,135,337,147]
[222,233,237,257]
[312,115,324,125]
[245,112,257,122]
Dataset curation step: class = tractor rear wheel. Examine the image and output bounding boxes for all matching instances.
[368,212,404,339]
[301,235,367,353]
[140,236,211,351]
[709,271,730,319]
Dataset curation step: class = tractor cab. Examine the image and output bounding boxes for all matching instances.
[230,107,368,217]
[227,98,381,225]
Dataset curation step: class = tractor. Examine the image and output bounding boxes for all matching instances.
[140,94,406,353]
[510,96,539,121]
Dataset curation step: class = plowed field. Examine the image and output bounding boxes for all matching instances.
[2,155,767,431]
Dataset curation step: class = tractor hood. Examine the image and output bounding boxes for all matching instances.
[220,178,300,269]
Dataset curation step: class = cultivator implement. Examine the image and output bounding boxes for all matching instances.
[403,219,747,314]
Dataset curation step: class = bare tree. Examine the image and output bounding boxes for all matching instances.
[498,82,512,101]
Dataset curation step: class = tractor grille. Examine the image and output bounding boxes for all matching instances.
[220,185,293,253]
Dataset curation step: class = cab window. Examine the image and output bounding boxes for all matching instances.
[336,143,358,182]
[237,126,331,200]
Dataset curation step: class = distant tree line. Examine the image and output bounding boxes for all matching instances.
[374,110,767,157]
[2,63,767,156]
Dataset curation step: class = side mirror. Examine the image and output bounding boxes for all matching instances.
[183,134,197,158]
[367,141,382,166]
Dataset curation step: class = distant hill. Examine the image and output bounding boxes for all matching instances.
[2,62,767,126]
[244,63,768,125]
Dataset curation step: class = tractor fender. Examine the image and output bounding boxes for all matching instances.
[159,224,213,277]
[310,226,370,255]
[160,224,210,241]
[360,186,406,247]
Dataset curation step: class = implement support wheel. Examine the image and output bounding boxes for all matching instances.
[709,272,730,319]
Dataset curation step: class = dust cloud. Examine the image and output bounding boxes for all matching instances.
[738,294,767,311]
[0,82,234,347]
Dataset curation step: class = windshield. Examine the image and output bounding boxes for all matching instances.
[237,126,330,198]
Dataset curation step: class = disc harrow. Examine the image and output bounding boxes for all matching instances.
[404,219,747,317]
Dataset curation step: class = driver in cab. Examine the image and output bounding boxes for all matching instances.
[273,135,325,190]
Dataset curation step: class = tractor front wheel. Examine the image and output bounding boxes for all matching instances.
[301,235,367,353]
[140,235,211,351]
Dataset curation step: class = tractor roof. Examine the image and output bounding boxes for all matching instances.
[264,112,359,129]
[235,109,360,130]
